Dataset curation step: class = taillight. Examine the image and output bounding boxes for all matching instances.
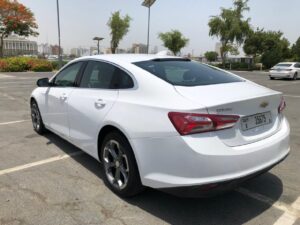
[278,97,286,113]
[168,112,240,135]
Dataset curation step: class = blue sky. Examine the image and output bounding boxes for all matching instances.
[19,0,300,55]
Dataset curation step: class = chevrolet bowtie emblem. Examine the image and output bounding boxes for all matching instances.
[260,101,269,108]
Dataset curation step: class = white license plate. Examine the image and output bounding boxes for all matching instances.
[241,112,272,131]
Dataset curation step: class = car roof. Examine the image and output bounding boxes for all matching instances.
[74,54,182,64]
[277,62,298,64]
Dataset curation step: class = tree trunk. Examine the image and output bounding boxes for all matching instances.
[0,35,4,58]
[220,42,227,68]
[221,49,226,68]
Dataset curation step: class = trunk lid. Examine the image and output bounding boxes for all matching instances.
[175,81,282,147]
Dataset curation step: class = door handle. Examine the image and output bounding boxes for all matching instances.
[95,99,106,108]
[60,93,67,101]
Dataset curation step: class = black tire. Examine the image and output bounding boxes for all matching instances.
[30,100,47,134]
[270,76,274,80]
[293,73,298,80]
[100,131,143,197]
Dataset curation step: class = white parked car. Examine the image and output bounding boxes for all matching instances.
[269,62,300,80]
[30,55,290,197]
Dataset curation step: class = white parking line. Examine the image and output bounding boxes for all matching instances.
[273,82,300,87]
[0,74,15,78]
[273,197,300,225]
[284,95,300,99]
[0,92,16,100]
[0,151,83,176]
[238,188,300,224]
[0,120,30,126]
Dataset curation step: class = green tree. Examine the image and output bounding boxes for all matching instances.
[291,37,300,61]
[243,28,265,63]
[204,51,218,62]
[107,11,131,54]
[0,0,38,57]
[244,29,291,67]
[158,30,189,56]
[208,0,251,66]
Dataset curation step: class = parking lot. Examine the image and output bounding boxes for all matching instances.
[0,71,300,225]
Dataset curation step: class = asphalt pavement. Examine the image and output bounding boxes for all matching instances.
[0,71,300,225]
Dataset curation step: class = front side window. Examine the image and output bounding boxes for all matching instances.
[134,59,243,86]
[54,62,83,87]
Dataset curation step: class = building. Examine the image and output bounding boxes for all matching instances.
[2,35,38,57]
[227,55,253,64]
[50,45,63,56]
[116,48,126,54]
[70,47,89,57]
[90,47,98,55]
[38,43,51,56]
[151,46,158,54]
[131,43,147,54]
[215,42,222,57]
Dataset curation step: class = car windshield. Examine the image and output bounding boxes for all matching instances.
[133,59,243,86]
[275,63,292,67]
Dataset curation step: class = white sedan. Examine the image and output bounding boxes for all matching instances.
[30,54,290,197]
[269,62,300,80]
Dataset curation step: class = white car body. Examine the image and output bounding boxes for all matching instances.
[269,62,300,79]
[31,54,290,193]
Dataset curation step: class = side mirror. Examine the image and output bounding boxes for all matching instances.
[37,78,50,87]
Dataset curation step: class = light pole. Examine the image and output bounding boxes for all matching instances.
[93,37,104,55]
[142,0,156,54]
[56,0,62,69]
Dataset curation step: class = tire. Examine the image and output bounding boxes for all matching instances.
[293,73,298,80]
[30,100,47,134]
[100,131,143,197]
[270,76,274,80]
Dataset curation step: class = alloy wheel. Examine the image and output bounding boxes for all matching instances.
[31,104,41,130]
[103,140,130,190]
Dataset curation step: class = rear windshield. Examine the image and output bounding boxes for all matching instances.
[275,63,292,67]
[133,59,243,86]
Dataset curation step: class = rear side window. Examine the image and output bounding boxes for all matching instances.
[133,59,243,86]
[80,61,134,89]
[113,68,134,89]
[80,61,116,89]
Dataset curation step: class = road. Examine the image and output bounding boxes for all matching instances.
[0,71,299,225]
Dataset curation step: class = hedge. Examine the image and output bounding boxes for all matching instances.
[215,62,256,71]
[0,57,53,72]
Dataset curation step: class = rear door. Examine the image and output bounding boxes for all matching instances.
[44,61,85,137]
[68,60,133,156]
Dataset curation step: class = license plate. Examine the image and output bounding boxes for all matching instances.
[241,112,272,131]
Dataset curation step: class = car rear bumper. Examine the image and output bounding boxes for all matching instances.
[130,117,290,189]
[158,153,288,197]
[270,71,293,78]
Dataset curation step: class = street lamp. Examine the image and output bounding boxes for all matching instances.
[142,0,156,54]
[56,0,62,69]
[93,37,104,55]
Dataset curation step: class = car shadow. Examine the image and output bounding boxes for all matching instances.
[271,78,298,81]
[43,131,284,225]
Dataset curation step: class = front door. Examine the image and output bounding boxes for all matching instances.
[44,61,84,137]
